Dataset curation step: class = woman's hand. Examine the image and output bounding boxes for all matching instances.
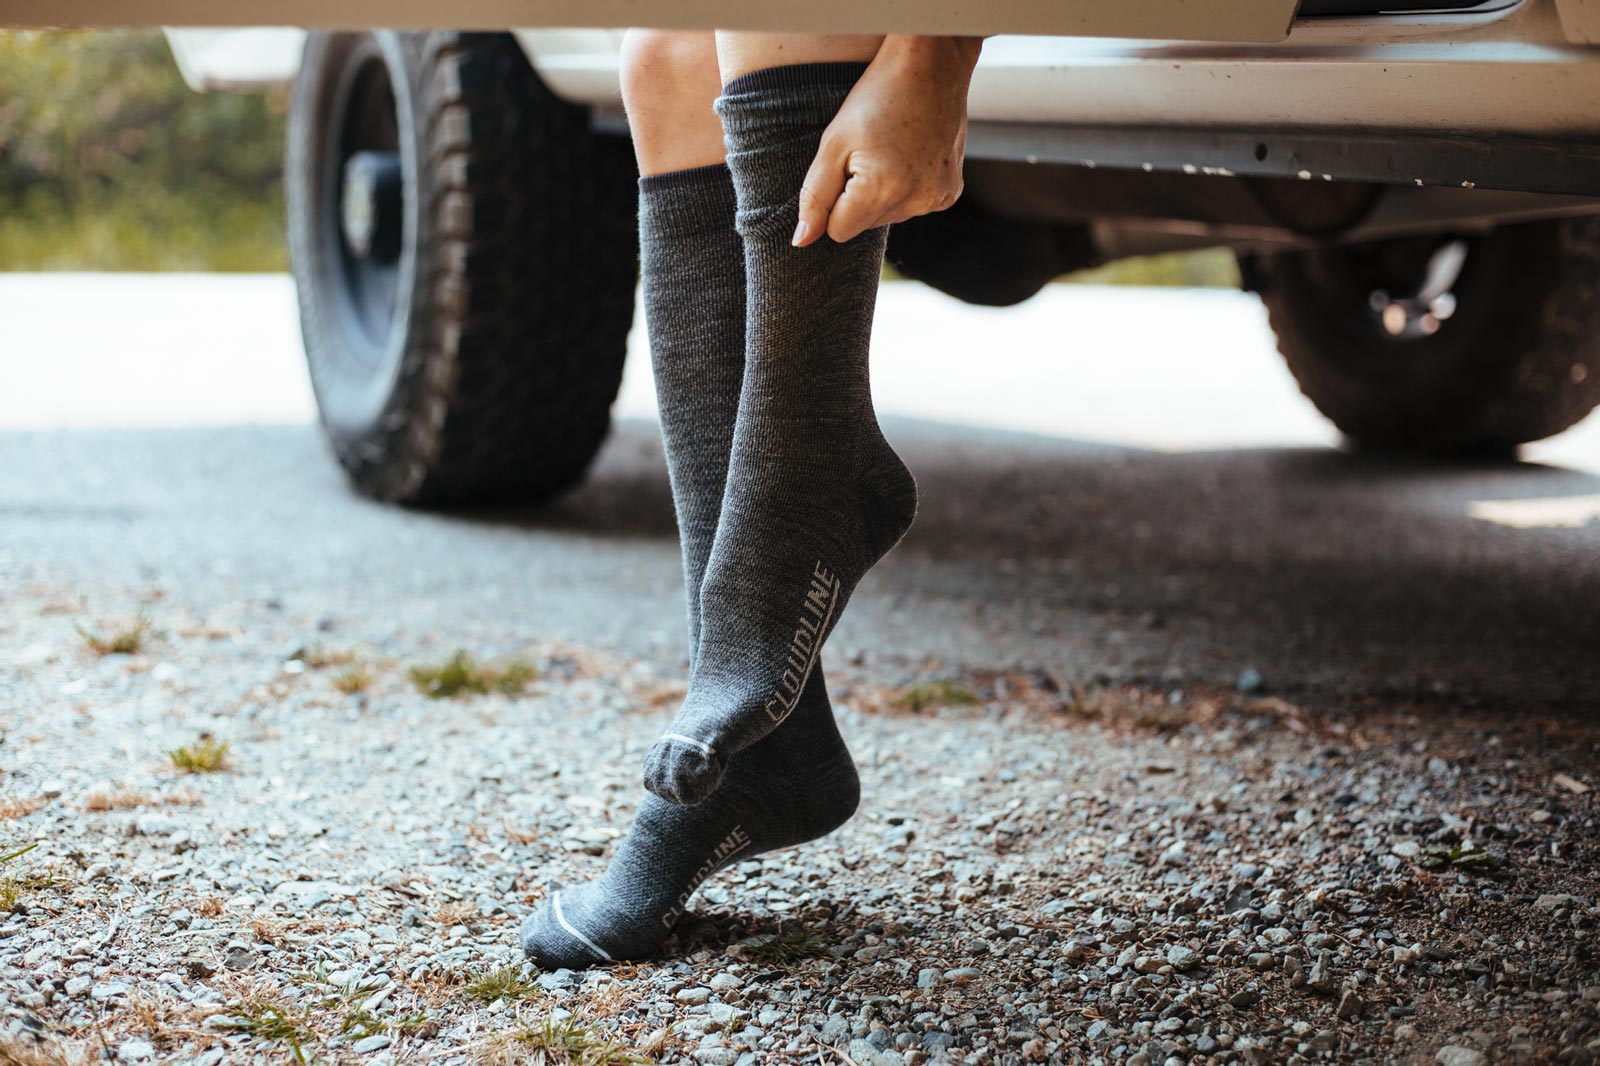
[793,35,982,247]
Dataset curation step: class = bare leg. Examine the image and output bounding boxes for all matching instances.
[621,31,885,174]
[619,29,726,175]
[713,32,884,83]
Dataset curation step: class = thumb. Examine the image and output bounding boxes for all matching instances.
[794,140,847,247]
[824,172,885,245]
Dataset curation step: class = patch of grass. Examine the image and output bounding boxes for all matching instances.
[0,195,287,274]
[82,786,156,812]
[433,901,476,927]
[339,1008,430,1039]
[122,994,193,1054]
[0,843,48,911]
[214,1001,306,1040]
[410,652,538,699]
[739,925,825,965]
[248,916,285,944]
[332,665,374,695]
[1132,704,1187,733]
[292,960,382,1005]
[462,964,540,1006]
[1064,247,1241,289]
[1,870,58,910]
[292,960,333,988]
[0,797,45,820]
[504,823,541,846]
[167,737,231,774]
[0,1034,90,1066]
[287,644,357,669]
[577,978,646,1026]
[896,679,979,713]
[1419,844,1499,872]
[1061,694,1105,721]
[476,1015,647,1066]
[76,617,151,656]
[338,1008,385,1038]
[212,999,313,1062]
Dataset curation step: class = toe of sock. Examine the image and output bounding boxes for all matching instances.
[643,736,726,806]
[520,890,614,969]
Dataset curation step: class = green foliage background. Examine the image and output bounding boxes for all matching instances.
[0,29,288,271]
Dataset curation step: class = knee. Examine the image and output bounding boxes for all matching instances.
[620,30,719,119]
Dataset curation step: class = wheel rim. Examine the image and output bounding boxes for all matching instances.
[310,33,420,430]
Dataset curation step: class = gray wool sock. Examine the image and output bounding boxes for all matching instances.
[521,163,858,967]
[520,677,858,967]
[643,62,917,807]
[640,163,748,658]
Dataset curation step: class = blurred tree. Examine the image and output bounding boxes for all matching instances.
[0,29,287,270]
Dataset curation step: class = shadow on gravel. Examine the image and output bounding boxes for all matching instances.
[452,417,1600,710]
[896,418,1600,710]
[454,418,680,540]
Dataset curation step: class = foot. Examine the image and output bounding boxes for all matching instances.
[521,681,858,967]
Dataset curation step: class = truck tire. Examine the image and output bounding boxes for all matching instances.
[1248,218,1600,452]
[287,31,638,506]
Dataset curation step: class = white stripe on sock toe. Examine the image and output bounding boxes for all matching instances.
[660,733,717,757]
[552,890,614,963]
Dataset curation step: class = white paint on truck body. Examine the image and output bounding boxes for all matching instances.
[167,1,1600,138]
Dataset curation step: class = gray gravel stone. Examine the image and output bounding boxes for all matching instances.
[538,968,579,991]
[1165,945,1200,972]
[1435,1048,1487,1066]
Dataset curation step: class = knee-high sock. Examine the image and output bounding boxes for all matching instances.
[642,163,746,662]
[643,62,917,807]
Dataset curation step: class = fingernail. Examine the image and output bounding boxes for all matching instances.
[791,220,810,246]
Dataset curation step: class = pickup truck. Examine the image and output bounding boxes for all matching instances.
[14,0,1600,504]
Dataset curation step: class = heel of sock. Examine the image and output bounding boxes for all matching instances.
[857,430,918,563]
[778,747,860,849]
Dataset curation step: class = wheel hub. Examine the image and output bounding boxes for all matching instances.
[1368,239,1467,339]
[340,150,403,262]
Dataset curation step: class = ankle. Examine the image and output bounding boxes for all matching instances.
[856,428,918,562]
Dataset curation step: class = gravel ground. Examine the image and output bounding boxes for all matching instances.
[2,578,1598,1066]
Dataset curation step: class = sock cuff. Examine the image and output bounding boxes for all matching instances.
[714,62,868,241]
[719,61,869,106]
[638,163,738,238]
[714,61,867,143]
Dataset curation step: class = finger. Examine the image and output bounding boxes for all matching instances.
[795,142,848,248]
[826,175,903,244]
